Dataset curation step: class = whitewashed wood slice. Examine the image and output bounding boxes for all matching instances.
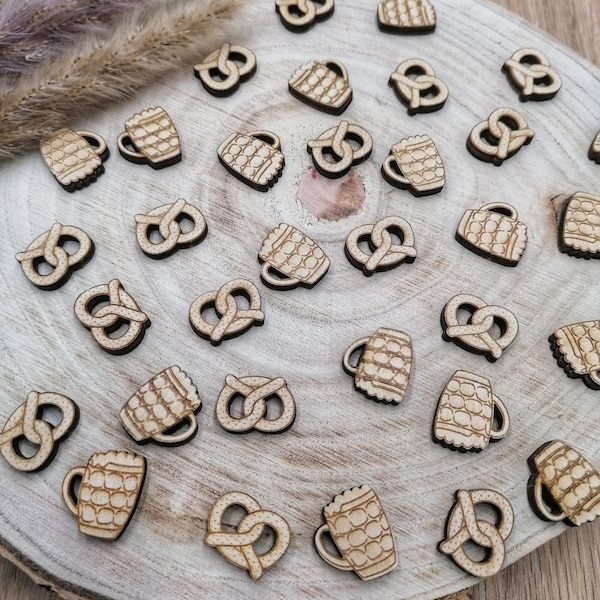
[1,1,600,598]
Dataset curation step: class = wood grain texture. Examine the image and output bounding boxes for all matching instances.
[2,0,600,599]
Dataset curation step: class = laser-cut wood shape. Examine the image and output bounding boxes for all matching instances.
[275,0,334,32]
[377,0,436,33]
[589,131,600,163]
[389,59,448,114]
[502,48,562,101]
[557,192,600,258]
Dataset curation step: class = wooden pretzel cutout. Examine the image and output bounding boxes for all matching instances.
[502,48,562,101]
[275,0,334,31]
[389,59,448,114]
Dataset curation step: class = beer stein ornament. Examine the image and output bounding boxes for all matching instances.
[343,327,413,404]
[218,130,285,191]
[502,48,562,101]
[382,134,445,196]
[377,0,436,33]
[433,370,510,452]
[314,485,397,581]
[288,59,352,114]
[62,450,146,540]
[389,59,448,114]
[120,366,202,445]
[557,192,600,258]
[194,43,256,96]
[117,107,181,169]
[275,0,334,32]
[40,127,109,191]
[455,202,528,266]
[589,131,600,163]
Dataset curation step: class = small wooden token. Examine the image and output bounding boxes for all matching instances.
[117,107,181,169]
[73,279,150,355]
[441,294,518,362]
[62,450,146,540]
[194,43,257,96]
[528,440,600,526]
[189,278,264,345]
[40,127,109,191]
[0,392,79,472]
[314,485,397,580]
[389,59,448,115]
[455,202,528,266]
[275,0,334,32]
[589,131,600,163]
[467,107,534,165]
[377,0,436,33]
[307,120,373,178]
[438,489,514,577]
[205,491,291,579]
[344,215,416,275]
[16,223,94,290]
[502,48,562,101]
[556,191,600,258]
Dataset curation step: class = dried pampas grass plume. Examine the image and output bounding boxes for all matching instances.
[0,0,240,161]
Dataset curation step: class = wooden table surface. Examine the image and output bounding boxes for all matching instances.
[1,1,599,599]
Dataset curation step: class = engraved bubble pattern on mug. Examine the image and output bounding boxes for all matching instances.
[128,108,180,161]
[221,135,283,186]
[379,0,436,28]
[291,61,349,107]
[562,193,600,252]
[558,321,600,375]
[392,137,444,188]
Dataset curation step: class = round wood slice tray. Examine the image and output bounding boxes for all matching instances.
[1,1,600,598]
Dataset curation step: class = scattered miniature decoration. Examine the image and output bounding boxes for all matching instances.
[502,48,562,101]
[288,59,352,114]
[433,370,510,452]
[389,59,448,114]
[16,223,94,289]
[275,0,334,31]
[549,320,600,389]
[218,130,285,191]
[381,134,445,195]
[120,366,202,445]
[194,43,257,96]
[441,294,518,361]
[528,440,600,526]
[455,202,528,266]
[557,191,600,258]
[0,392,78,472]
[189,278,264,345]
[344,215,416,275]
[135,198,207,259]
[314,485,397,580]
[307,120,373,178]
[438,488,514,577]
[216,375,296,433]
[205,491,291,579]
[73,279,150,354]
[589,131,600,163]
[377,0,436,33]
[62,450,146,540]
[467,107,534,165]
[40,127,109,191]
[343,327,413,404]
[117,107,181,169]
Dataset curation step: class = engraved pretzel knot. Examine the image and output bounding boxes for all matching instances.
[189,279,264,345]
[503,48,562,101]
[16,223,93,289]
[0,392,77,472]
[216,375,296,433]
[389,59,448,114]
[442,294,518,360]
[205,491,291,580]
[439,489,514,577]
[345,216,417,275]
[276,0,334,29]
[194,43,256,95]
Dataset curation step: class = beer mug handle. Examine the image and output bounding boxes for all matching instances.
[61,466,85,516]
[151,414,198,445]
[533,475,567,522]
[314,524,353,571]
[342,337,369,375]
[261,263,300,289]
[490,394,510,440]
[78,130,108,160]
[479,202,518,221]
[382,155,410,187]
[324,60,349,82]
[247,130,281,151]
[117,132,147,164]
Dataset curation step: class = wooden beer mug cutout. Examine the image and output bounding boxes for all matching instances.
[589,131,600,163]
[314,485,397,580]
[467,107,534,165]
[194,43,256,96]
[0,392,78,472]
[389,59,448,114]
[377,0,436,33]
[275,0,334,32]
[73,279,150,355]
[438,489,514,577]
[205,491,291,579]
[135,199,207,259]
[502,48,562,101]
[455,202,528,266]
[117,107,181,169]
[288,59,352,114]
[16,223,94,290]
[62,450,146,540]
[528,440,600,526]
[344,215,416,275]
[556,192,600,258]
[441,294,519,361]
[120,366,202,445]
[40,127,109,191]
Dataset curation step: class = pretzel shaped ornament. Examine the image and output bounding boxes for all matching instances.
[502,48,562,101]
[389,59,448,114]
[275,0,334,31]
[194,43,256,96]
